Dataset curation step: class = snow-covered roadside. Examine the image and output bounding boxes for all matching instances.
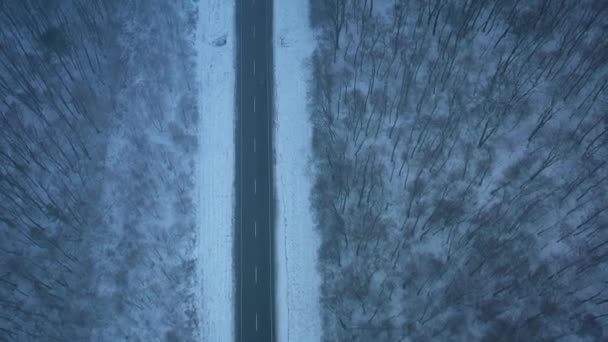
[274,1,321,341]
[196,1,235,341]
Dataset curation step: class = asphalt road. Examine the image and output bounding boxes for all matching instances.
[235,0,275,341]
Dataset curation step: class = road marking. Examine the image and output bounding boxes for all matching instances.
[253,60,256,75]
[253,96,256,113]
[255,313,258,331]
[254,178,257,194]
[254,138,256,153]
[254,220,257,237]
[255,266,258,284]
[253,26,256,38]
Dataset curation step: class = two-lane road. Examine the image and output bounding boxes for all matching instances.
[235,0,275,341]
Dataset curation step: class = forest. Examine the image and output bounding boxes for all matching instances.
[309,0,608,340]
[0,1,201,340]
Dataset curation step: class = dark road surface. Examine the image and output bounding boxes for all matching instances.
[235,0,275,341]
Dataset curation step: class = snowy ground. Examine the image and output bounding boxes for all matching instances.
[274,1,322,341]
[196,1,235,341]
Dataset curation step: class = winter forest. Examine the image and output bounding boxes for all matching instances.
[2,0,608,341]
[310,0,608,341]
[0,1,200,340]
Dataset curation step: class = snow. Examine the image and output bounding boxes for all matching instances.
[274,1,322,341]
[196,1,235,341]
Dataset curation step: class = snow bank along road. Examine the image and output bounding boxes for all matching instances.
[274,0,322,339]
[235,0,275,341]
[197,0,235,341]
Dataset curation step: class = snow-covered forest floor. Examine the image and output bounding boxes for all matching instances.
[309,0,608,340]
[1,1,205,340]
